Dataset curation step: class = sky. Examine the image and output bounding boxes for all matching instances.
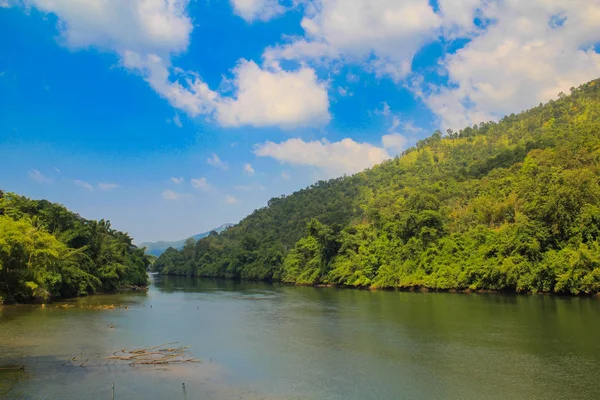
[1,0,599,243]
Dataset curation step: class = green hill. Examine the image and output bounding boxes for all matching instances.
[153,79,600,295]
[140,224,233,257]
[0,192,150,303]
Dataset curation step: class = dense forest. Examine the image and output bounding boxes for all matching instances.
[0,192,150,303]
[153,78,600,295]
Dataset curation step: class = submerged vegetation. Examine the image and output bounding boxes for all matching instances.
[0,192,150,303]
[153,78,600,295]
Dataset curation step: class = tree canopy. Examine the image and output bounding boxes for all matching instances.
[154,78,599,294]
[0,192,150,303]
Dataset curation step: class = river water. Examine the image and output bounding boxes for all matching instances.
[1,275,599,399]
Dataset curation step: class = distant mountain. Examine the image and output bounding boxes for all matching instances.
[140,223,233,256]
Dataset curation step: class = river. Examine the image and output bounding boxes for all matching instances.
[1,275,599,399]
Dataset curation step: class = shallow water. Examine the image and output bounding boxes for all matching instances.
[1,275,599,399]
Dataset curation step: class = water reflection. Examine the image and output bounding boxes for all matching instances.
[1,275,599,400]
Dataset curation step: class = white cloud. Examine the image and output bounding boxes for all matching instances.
[98,183,119,190]
[24,0,192,54]
[259,0,600,130]
[191,177,215,192]
[11,0,329,130]
[382,133,408,155]
[254,137,391,178]
[263,39,340,67]
[162,189,189,200]
[122,56,329,129]
[215,60,330,129]
[422,0,600,129]
[9,0,216,123]
[280,171,291,180]
[207,153,229,170]
[121,51,218,117]
[172,113,183,128]
[438,0,485,32]
[263,0,442,80]
[170,176,184,184]
[225,194,239,204]
[14,0,599,137]
[230,0,285,22]
[243,163,255,176]
[378,107,414,155]
[74,180,94,191]
[28,169,52,183]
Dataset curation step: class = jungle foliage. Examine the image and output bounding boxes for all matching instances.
[0,192,150,303]
[153,79,600,295]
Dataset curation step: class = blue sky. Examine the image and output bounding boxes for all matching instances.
[1,0,599,243]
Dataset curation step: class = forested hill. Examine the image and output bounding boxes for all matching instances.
[140,223,234,256]
[153,79,600,295]
[0,192,150,303]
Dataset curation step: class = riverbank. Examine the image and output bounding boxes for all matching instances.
[0,284,148,306]
[153,272,600,297]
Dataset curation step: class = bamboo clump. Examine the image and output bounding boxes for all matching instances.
[105,342,199,366]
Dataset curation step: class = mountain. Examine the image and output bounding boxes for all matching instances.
[152,79,600,295]
[140,223,233,256]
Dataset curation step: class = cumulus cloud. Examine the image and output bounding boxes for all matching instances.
[215,61,330,129]
[13,0,599,137]
[28,168,52,183]
[378,108,412,155]
[254,137,391,178]
[260,0,600,130]
[230,0,286,22]
[98,183,119,190]
[207,153,229,170]
[422,0,600,129]
[120,50,218,117]
[244,163,255,176]
[74,180,94,191]
[263,0,442,80]
[122,54,329,129]
[170,176,184,184]
[22,0,192,54]
[191,177,215,192]
[10,0,330,130]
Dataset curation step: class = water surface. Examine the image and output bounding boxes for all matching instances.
[1,275,599,399]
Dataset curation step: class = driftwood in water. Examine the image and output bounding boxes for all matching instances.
[105,342,199,366]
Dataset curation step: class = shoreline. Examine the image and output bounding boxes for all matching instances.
[0,284,149,306]
[153,273,600,297]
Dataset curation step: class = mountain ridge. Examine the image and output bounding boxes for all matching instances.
[141,223,233,256]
